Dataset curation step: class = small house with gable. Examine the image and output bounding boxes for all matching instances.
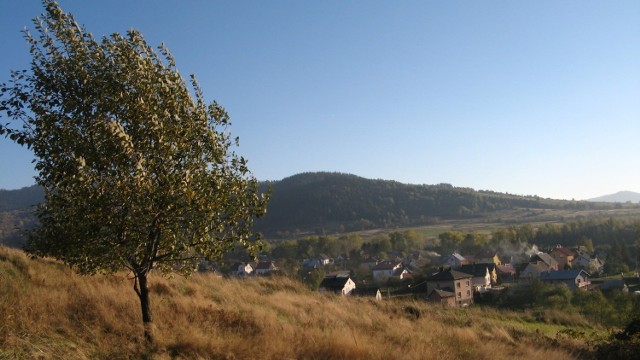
[254,261,278,275]
[550,246,576,269]
[539,269,590,290]
[231,262,254,276]
[426,268,474,307]
[441,252,469,269]
[427,289,457,307]
[319,273,356,296]
[372,261,411,281]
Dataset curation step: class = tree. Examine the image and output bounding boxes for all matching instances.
[0,1,268,343]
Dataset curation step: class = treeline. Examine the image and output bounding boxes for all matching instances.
[479,279,640,328]
[255,172,620,237]
[533,218,640,273]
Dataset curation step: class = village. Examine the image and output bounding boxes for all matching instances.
[224,240,638,308]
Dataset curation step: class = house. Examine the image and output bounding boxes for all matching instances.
[530,252,559,271]
[318,253,333,266]
[372,261,411,281]
[441,252,469,268]
[473,251,502,266]
[254,261,278,275]
[550,246,576,269]
[496,264,517,284]
[458,264,492,292]
[539,269,590,290]
[572,251,604,275]
[520,262,553,282]
[231,262,253,276]
[426,268,474,307]
[427,288,457,307]
[318,273,356,296]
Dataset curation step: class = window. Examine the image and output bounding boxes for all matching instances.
[466,280,470,286]
[456,281,460,288]
[458,292,461,298]
[467,290,470,296]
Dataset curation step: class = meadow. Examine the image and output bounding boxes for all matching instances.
[1,245,605,359]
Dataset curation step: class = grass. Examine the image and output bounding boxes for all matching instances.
[0,245,603,359]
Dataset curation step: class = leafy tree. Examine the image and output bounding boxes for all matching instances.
[0,1,268,343]
[438,231,465,253]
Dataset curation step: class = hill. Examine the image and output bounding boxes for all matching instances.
[0,185,42,212]
[0,185,42,248]
[1,173,630,246]
[588,191,640,203]
[0,245,595,359]
[255,172,617,237]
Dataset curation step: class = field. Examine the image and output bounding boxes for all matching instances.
[0,245,609,359]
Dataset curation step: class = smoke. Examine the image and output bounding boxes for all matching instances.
[497,242,539,264]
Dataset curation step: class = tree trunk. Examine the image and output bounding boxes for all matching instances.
[135,271,154,344]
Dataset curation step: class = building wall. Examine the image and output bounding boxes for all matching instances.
[426,278,473,306]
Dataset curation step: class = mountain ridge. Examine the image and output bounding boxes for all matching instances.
[0,172,630,245]
[588,191,640,203]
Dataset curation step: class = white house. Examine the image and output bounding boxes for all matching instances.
[231,262,253,276]
[319,273,356,295]
[254,261,278,275]
[372,261,410,281]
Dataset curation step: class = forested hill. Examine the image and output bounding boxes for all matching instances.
[0,174,624,246]
[0,185,43,212]
[254,172,614,237]
[0,185,42,248]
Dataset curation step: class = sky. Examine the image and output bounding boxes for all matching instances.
[0,1,639,200]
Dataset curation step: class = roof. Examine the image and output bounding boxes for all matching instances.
[531,253,558,267]
[449,252,466,261]
[524,262,551,273]
[372,261,402,271]
[474,250,498,259]
[319,275,353,291]
[427,268,473,281]
[552,247,576,257]
[496,264,516,274]
[429,289,456,298]
[457,264,491,277]
[539,269,589,281]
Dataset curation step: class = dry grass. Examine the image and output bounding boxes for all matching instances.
[1,246,596,359]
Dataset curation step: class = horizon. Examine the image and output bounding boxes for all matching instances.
[1,1,639,200]
[1,171,638,203]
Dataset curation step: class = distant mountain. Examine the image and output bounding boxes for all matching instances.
[588,191,640,203]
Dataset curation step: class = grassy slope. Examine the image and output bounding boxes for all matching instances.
[1,246,601,359]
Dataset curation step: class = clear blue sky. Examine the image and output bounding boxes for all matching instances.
[1,1,639,200]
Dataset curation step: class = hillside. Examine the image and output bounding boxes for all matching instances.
[589,191,640,203]
[0,185,42,212]
[0,245,597,359]
[255,172,618,237]
[0,185,41,248]
[1,173,631,246]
